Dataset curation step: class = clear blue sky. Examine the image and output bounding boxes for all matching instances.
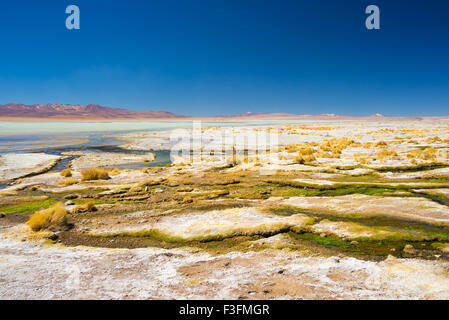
[0,0,448,116]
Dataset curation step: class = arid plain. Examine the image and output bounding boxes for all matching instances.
[2,120,449,299]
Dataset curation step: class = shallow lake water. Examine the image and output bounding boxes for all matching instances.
[0,119,333,172]
[0,119,326,154]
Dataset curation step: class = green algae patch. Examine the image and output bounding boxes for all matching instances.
[273,203,449,243]
[93,229,191,243]
[92,229,272,249]
[373,163,449,173]
[152,163,172,167]
[290,232,351,249]
[281,194,449,226]
[93,225,297,243]
[268,179,414,197]
[309,219,445,242]
[289,231,449,258]
[0,198,58,215]
[44,187,110,195]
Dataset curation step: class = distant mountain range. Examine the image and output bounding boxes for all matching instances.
[0,103,184,119]
[0,103,448,121]
[214,112,449,121]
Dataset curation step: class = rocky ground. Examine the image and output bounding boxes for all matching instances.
[1,120,449,299]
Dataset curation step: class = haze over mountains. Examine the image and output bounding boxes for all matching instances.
[0,103,447,121]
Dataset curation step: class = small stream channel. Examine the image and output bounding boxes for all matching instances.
[0,136,172,189]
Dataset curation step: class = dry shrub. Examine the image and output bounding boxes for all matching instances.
[407,149,421,159]
[109,168,121,176]
[353,153,368,164]
[129,178,166,192]
[315,151,334,158]
[331,149,342,158]
[286,144,318,163]
[60,169,72,177]
[298,146,315,156]
[295,154,316,164]
[375,141,388,148]
[407,147,439,161]
[58,178,78,186]
[320,138,353,155]
[422,147,439,160]
[141,167,163,173]
[81,167,110,181]
[283,144,299,153]
[141,178,166,186]
[182,196,193,203]
[72,201,97,214]
[350,142,362,148]
[426,137,442,144]
[26,202,68,232]
[175,162,188,167]
[373,149,398,162]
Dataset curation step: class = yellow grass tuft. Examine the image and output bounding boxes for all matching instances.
[58,178,78,186]
[298,146,315,156]
[315,151,334,158]
[407,147,439,161]
[175,162,188,167]
[182,196,193,203]
[109,168,121,176]
[16,178,27,184]
[81,167,110,181]
[60,169,72,177]
[373,149,398,162]
[353,153,368,164]
[426,137,442,144]
[26,202,68,232]
[294,154,316,164]
[72,201,97,214]
[375,141,388,148]
[319,138,353,156]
